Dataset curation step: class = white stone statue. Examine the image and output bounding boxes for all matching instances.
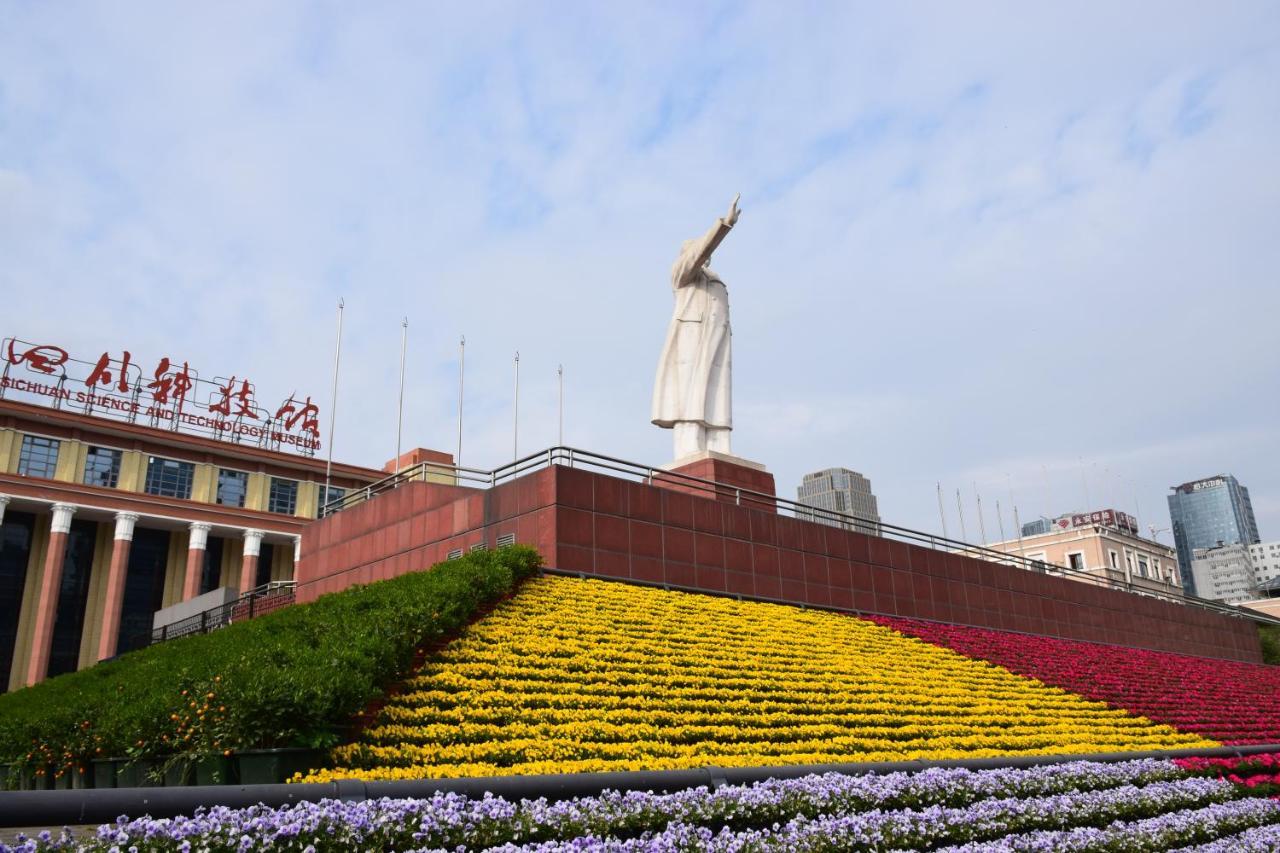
[652,194,740,459]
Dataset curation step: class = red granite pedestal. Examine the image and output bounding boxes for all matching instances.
[653,451,776,511]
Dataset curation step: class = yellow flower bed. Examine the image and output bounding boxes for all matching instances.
[302,575,1214,782]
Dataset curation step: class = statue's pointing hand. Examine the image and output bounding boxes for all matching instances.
[725,193,741,227]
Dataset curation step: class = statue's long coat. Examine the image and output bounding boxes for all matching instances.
[651,233,733,430]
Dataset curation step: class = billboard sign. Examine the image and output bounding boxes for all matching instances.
[1,336,321,455]
[1054,508,1139,535]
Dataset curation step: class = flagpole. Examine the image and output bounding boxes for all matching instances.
[323,298,344,508]
[557,364,564,447]
[512,351,520,462]
[395,317,407,474]
[974,483,988,545]
[455,336,465,468]
[1009,475,1028,564]
[955,489,968,543]
[1013,504,1028,565]
[936,482,948,541]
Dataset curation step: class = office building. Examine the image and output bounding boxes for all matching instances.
[1248,541,1280,587]
[1020,516,1055,537]
[796,468,881,534]
[1167,475,1260,595]
[1190,543,1257,604]
[984,508,1181,597]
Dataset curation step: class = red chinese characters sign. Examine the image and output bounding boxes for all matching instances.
[1054,509,1139,535]
[1,337,322,455]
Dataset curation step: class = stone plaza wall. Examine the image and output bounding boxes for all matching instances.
[295,465,1264,663]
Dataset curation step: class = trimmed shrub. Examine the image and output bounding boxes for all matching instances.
[1261,625,1280,666]
[0,545,541,784]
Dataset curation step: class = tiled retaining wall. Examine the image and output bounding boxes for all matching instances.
[296,465,1264,663]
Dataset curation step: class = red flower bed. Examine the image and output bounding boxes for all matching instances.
[872,616,1280,745]
[1175,753,1280,798]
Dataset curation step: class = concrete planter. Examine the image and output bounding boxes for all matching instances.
[92,759,119,789]
[235,748,324,785]
[163,760,193,788]
[70,766,93,789]
[195,755,237,785]
[117,758,162,788]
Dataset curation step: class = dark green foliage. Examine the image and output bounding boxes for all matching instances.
[0,546,541,780]
[1261,624,1280,666]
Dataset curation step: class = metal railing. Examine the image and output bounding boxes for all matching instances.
[150,582,297,644]
[317,445,1280,629]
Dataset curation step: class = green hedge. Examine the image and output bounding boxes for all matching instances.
[0,546,541,780]
[1261,624,1280,666]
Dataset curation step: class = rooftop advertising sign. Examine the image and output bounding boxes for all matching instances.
[1,336,321,455]
[1054,508,1139,535]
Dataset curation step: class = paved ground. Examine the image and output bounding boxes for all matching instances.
[3,825,97,845]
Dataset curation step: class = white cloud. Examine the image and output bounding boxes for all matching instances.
[1,1,1278,540]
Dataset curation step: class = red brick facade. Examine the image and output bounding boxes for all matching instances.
[295,465,1264,663]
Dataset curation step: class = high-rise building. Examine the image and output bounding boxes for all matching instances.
[1190,543,1257,604]
[1247,541,1280,588]
[1020,516,1055,537]
[1167,475,1260,596]
[796,468,881,534]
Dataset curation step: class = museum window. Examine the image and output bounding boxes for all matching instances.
[256,541,275,587]
[216,469,248,508]
[17,435,60,479]
[0,510,36,688]
[320,485,346,512]
[117,528,170,655]
[48,519,97,677]
[268,477,298,515]
[200,536,225,594]
[144,456,195,499]
[82,446,123,489]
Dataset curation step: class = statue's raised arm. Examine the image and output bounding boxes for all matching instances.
[654,194,739,459]
[671,194,741,288]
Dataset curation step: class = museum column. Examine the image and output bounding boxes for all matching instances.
[239,529,264,594]
[96,511,139,662]
[182,522,212,601]
[25,502,77,686]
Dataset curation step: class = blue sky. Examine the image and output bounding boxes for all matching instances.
[3,2,1279,543]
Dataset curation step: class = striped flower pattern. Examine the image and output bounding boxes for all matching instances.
[305,576,1210,782]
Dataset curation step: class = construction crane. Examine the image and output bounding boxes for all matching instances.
[1149,525,1169,542]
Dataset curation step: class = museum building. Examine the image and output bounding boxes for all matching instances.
[0,333,401,691]
[0,394,388,692]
